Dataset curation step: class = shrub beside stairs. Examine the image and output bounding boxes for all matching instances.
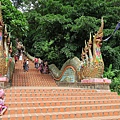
[0,60,120,120]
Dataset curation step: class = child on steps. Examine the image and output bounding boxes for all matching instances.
[0,89,7,116]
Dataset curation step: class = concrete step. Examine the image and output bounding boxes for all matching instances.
[59,115,120,120]
[5,104,120,115]
[5,99,120,107]
[5,90,117,96]
[1,109,120,120]
[4,87,117,95]
[6,94,119,102]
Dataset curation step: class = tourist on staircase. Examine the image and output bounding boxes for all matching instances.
[34,58,39,69]
[19,53,23,64]
[23,59,27,72]
[43,61,49,74]
[26,59,29,72]
[38,60,44,73]
[14,54,18,63]
[0,89,7,116]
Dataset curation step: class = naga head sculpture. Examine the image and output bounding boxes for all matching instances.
[93,17,104,48]
[79,17,104,80]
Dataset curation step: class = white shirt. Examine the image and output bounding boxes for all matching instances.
[19,55,22,60]
[26,61,29,64]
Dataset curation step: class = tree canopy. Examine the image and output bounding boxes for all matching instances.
[1,0,28,54]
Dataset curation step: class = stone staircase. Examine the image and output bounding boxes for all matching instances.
[0,59,120,120]
[12,59,57,87]
[1,87,120,120]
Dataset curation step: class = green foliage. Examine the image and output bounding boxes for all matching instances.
[1,0,28,41]
[104,64,115,79]
[102,46,120,70]
[60,43,77,58]
[104,64,120,95]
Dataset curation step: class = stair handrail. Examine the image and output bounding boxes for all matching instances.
[49,57,83,81]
